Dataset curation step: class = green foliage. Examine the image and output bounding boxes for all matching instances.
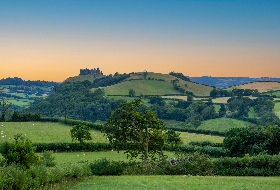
[103,98,182,164]
[128,89,136,97]
[0,135,40,168]
[178,144,229,158]
[9,111,41,122]
[124,152,213,175]
[0,97,12,122]
[169,72,190,82]
[40,151,56,167]
[213,154,280,176]
[0,162,91,189]
[89,158,131,176]
[70,124,92,144]
[223,125,280,156]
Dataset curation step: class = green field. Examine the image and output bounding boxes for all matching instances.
[0,122,107,143]
[273,102,280,117]
[71,176,280,190]
[5,98,34,106]
[95,80,180,96]
[0,122,223,145]
[196,118,255,133]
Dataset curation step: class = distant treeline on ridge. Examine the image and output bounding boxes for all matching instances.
[0,77,57,87]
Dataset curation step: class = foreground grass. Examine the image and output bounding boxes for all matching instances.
[196,118,255,133]
[71,175,280,190]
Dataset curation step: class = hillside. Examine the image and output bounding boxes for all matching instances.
[227,81,280,93]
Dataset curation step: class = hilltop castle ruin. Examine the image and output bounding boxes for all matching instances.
[79,68,103,77]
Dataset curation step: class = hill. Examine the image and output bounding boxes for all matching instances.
[227,81,280,93]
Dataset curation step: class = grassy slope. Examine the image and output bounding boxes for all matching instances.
[227,81,280,93]
[99,80,179,96]
[273,102,280,117]
[72,176,280,190]
[197,118,255,133]
[65,72,213,97]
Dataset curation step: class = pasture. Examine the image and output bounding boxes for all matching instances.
[71,175,280,190]
[94,80,180,96]
[227,82,280,93]
[273,102,280,117]
[0,122,107,143]
[0,122,223,145]
[196,118,255,133]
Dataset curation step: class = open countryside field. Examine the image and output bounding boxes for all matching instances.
[0,122,223,145]
[0,122,107,143]
[197,118,255,133]
[227,82,280,93]
[273,102,280,117]
[95,80,180,96]
[72,176,280,190]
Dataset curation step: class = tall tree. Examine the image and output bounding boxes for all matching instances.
[103,98,181,165]
[0,97,12,122]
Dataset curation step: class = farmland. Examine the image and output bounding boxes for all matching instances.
[0,122,223,144]
[196,118,255,133]
[227,82,280,93]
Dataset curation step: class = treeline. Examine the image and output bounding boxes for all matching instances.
[24,80,125,122]
[0,77,57,87]
[92,73,131,88]
[210,88,260,97]
[169,72,191,82]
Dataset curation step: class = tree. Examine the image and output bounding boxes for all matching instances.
[103,98,181,165]
[129,89,136,97]
[218,104,227,117]
[0,97,12,122]
[0,134,40,168]
[70,124,92,144]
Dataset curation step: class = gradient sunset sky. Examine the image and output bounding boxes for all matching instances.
[1,0,280,82]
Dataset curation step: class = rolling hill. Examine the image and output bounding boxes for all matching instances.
[227,81,280,93]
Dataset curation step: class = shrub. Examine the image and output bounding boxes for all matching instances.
[40,151,56,167]
[0,135,40,168]
[89,158,127,176]
[213,154,280,176]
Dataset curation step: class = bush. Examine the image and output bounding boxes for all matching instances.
[40,151,56,167]
[124,152,213,176]
[0,136,40,168]
[89,158,128,176]
[213,154,280,176]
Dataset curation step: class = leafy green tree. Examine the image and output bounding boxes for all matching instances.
[0,97,12,122]
[0,134,40,168]
[218,103,227,117]
[70,124,92,144]
[103,98,181,165]
[129,89,136,97]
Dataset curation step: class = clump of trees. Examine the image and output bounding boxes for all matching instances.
[103,98,182,165]
[223,125,280,157]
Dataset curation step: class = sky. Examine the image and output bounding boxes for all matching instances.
[1,0,280,82]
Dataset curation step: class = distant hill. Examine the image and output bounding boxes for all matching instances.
[227,81,280,93]
[66,72,214,97]
[189,76,280,88]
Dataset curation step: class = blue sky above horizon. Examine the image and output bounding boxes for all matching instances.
[1,0,280,81]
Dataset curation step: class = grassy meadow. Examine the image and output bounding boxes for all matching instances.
[71,175,280,190]
[196,118,255,133]
[273,102,280,117]
[0,122,107,143]
[0,122,223,145]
